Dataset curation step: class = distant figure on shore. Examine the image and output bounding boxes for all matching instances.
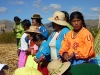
[13,16,24,48]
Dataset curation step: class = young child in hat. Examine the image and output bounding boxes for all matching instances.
[24,26,41,69]
[33,33,50,75]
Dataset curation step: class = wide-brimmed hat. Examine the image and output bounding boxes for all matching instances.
[25,26,41,33]
[31,14,42,19]
[48,11,69,26]
[13,67,42,75]
[47,60,70,75]
[0,64,9,71]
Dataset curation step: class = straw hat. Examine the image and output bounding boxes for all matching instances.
[48,11,69,26]
[31,14,42,19]
[47,60,70,75]
[13,67,42,75]
[25,26,41,33]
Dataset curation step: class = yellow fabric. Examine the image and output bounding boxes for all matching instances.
[13,67,42,75]
[59,27,96,59]
[25,55,38,69]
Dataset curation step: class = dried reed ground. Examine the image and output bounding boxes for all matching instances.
[0,44,18,75]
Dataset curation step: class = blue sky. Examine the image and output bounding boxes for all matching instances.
[0,0,100,24]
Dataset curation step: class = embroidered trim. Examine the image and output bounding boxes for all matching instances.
[87,35,91,41]
[50,31,62,40]
[50,63,64,75]
[71,27,84,39]
[54,16,59,21]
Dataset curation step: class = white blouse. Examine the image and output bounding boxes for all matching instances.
[49,32,60,60]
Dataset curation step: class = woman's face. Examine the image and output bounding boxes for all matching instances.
[34,40,41,47]
[27,35,33,40]
[14,20,20,25]
[22,24,26,30]
[71,18,82,31]
[32,19,39,26]
[52,22,60,31]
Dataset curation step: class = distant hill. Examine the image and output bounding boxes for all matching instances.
[85,19,99,28]
[0,20,14,32]
[0,19,99,32]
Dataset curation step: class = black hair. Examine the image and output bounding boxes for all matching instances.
[32,34,46,42]
[22,19,31,28]
[70,11,86,28]
[14,16,20,22]
[61,11,69,23]
[34,18,42,25]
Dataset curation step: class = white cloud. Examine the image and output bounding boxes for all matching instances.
[91,7,100,12]
[0,7,7,14]
[33,0,42,8]
[69,6,84,13]
[16,9,22,12]
[49,4,61,11]
[42,7,48,13]
[9,1,25,5]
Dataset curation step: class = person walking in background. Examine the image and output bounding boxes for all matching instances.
[47,11,70,61]
[61,11,73,30]
[59,11,96,65]
[33,33,50,75]
[31,14,49,39]
[13,16,24,48]
[18,19,31,68]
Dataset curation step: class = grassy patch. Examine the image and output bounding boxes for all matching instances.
[0,32,16,43]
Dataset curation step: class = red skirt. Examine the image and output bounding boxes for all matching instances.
[38,63,49,75]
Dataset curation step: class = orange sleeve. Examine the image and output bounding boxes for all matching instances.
[59,34,69,56]
[74,34,96,59]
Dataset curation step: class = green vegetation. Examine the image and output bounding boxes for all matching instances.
[0,32,16,43]
[88,27,98,38]
[0,27,99,44]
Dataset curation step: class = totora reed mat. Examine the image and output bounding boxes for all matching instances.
[0,44,18,75]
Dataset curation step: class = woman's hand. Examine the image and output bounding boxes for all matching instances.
[63,52,75,61]
[67,52,75,60]
[63,52,69,61]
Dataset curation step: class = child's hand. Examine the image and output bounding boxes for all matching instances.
[34,58,40,63]
[26,49,31,55]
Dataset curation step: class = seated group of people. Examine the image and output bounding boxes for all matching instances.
[2,10,100,75]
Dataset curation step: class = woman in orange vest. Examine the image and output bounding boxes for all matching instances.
[59,11,96,65]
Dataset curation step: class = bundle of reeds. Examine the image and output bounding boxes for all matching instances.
[0,44,18,75]
[94,28,100,54]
